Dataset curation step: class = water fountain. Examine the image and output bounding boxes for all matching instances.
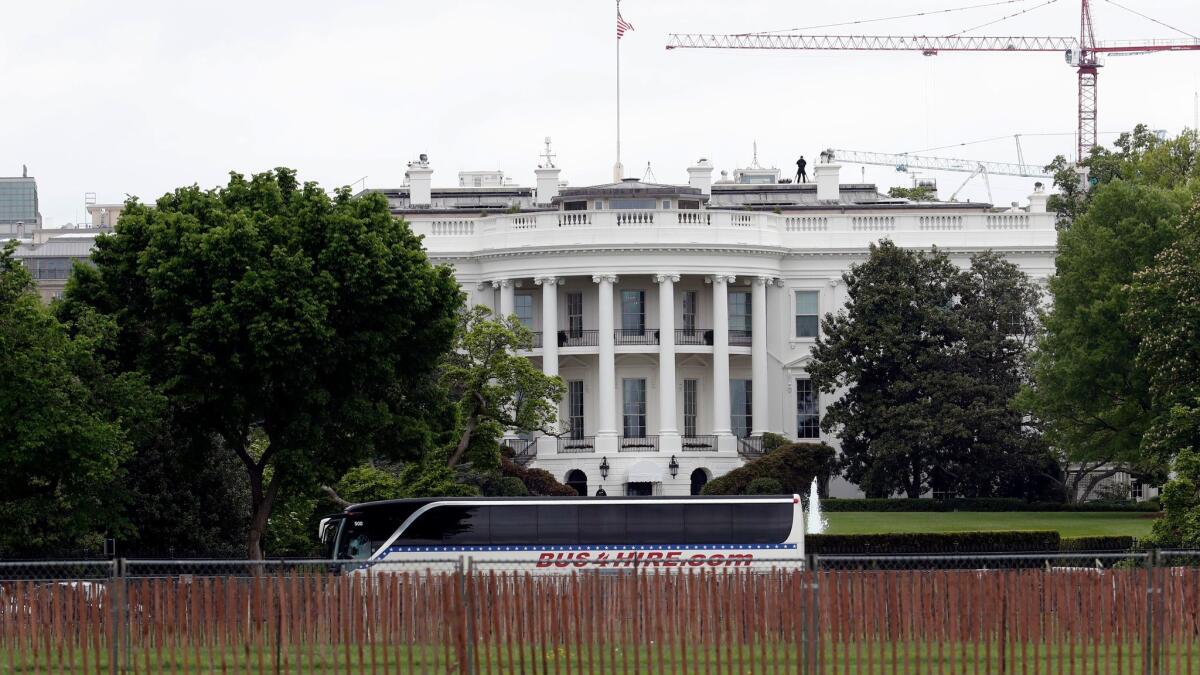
[806,477,828,534]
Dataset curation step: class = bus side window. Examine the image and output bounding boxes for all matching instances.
[731,504,793,544]
[402,506,489,546]
[578,504,626,545]
[490,505,536,545]
[627,505,685,544]
[684,504,733,545]
[536,505,579,545]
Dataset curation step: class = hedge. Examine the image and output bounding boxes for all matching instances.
[806,531,1061,555]
[820,498,1159,513]
[1059,536,1137,552]
[701,442,836,495]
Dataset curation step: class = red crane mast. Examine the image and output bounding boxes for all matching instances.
[666,0,1200,160]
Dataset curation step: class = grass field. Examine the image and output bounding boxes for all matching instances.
[823,511,1158,538]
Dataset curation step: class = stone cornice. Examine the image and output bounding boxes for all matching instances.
[428,244,1056,263]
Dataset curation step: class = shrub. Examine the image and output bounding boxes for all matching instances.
[1059,536,1136,552]
[500,455,576,496]
[746,477,784,495]
[761,432,790,453]
[806,531,1061,555]
[702,442,836,495]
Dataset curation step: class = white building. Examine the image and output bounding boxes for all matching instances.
[373,153,1057,498]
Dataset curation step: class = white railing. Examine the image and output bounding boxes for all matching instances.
[429,220,475,236]
[408,209,1056,251]
[785,216,828,232]
[918,215,963,231]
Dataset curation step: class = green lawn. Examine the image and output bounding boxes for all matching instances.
[823,511,1158,538]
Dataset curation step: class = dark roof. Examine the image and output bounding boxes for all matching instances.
[557,179,705,201]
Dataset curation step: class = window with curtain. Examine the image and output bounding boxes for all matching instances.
[621,290,645,335]
[514,293,534,329]
[568,380,584,439]
[730,379,752,439]
[729,291,752,333]
[796,378,820,439]
[683,379,698,437]
[622,379,647,438]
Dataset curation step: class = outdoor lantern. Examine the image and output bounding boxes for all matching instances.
[668,455,679,478]
[599,456,610,479]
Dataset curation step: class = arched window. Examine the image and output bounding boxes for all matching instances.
[565,469,588,496]
[690,468,710,495]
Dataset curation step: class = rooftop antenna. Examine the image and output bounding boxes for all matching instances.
[642,161,657,182]
[22,164,28,178]
[539,136,557,169]
[749,140,764,169]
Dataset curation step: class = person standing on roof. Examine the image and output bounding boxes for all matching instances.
[796,156,808,183]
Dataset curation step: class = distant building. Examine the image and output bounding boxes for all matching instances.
[0,170,42,237]
[10,193,118,302]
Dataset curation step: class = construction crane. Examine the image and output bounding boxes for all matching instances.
[830,147,1051,204]
[666,1,1200,160]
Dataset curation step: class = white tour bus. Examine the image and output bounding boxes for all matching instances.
[319,495,806,573]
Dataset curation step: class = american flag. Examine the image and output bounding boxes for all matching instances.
[617,11,634,39]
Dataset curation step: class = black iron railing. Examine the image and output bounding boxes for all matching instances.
[557,330,599,347]
[501,438,537,465]
[615,329,659,345]
[737,436,765,458]
[619,436,660,452]
[681,435,718,452]
[729,329,753,346]
[557,436,596,453]
[675,329,713,346]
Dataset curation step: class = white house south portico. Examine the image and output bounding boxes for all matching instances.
[368,151,1057,498]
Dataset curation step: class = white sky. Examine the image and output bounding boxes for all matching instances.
[4,0,1199,227]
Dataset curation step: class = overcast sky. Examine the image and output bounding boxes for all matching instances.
[4,0,1199,227]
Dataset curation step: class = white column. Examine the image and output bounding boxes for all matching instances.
[594,274,619,452]
[495,279,515,318]
[537,277,561,378]
[751,276,771,437]
[656,274,681,453]
[708,275,735,450]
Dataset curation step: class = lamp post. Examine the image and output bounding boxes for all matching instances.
[599,456,610,480]
[668,455,679,479]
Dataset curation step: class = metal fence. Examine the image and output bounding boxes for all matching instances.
[1,552,1199,673]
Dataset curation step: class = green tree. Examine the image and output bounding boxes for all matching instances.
[0,243,159,556]
[887,185,938,201]
[62,169,464,559]
[442,306,565,468]
[1024,181,1192,500]
[808,242,1045,498]
[1126,197,1200,463]
[1146,448,1200,548]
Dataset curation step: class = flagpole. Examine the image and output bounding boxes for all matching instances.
[614,0,623,182]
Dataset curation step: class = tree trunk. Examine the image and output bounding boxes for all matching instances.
[245,471,280,561]
[447,412,480,468]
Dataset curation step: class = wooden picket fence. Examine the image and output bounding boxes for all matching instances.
[2,565,1199,673]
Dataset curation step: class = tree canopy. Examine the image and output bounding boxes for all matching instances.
[60,169,464,558]
[808,242,1047,499]
[0,243,160,556]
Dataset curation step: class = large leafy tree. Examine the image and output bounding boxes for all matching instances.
[1024,180,1193,500]
[62,169,463,558]
[0,243,160,556]
[808,242,1045,498]
[1127,197,1200,465]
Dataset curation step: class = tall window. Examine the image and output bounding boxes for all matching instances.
[568,380,585,439]
[731,379,752,439]
[683,379,698,437]
[621,290,645,335]
[729,291,752,333]
[682,291,698,332]
[795,290,819,338]
[566,292,583,337]
[796,378,820,439]
[622,379,647,438]
[514,293,534,329]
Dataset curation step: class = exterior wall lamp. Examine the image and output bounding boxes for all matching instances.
[668,455,679,479]
[599,456,610,479]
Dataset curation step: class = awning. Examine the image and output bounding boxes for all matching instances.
[626,459,663,483]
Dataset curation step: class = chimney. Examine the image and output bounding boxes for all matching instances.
[535,166,561,205]
[687,158,714,195]
[814,152,841,202]
[1028,181,1049,213]
[405,154,433,207]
